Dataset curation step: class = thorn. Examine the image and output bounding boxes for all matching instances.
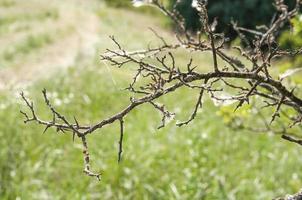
[52,113,56,124]
[43,124,51,134]
[42,88,46,93]
[74,116,79,128]
[73,131,76,142]
[234,100,244,112]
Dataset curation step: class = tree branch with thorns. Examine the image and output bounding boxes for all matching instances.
[20,0,302,198]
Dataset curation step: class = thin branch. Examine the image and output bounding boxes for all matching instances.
[177,79,208,127]
[282,135,302,146]
[118,118,124,163]
[81,136,101,181]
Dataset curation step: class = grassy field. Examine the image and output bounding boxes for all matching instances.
[0,0,302,199]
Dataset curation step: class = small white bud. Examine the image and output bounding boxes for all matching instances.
[191,0,202,11]
[191,0,199,9]
[192,0,208,11]
[132,0,153,7]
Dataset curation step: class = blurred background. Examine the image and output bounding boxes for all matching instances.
[0,0,301,199]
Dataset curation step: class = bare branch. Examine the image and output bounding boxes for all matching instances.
[282,134,302,146]
[118,118,124,163]
[81,136,101,180]
[20,1,302,193]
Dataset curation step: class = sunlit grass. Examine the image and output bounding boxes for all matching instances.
[0,9,59,32]
[2,33,53,61]
[0,0,15,8]
[1,61,302,199]
[0,24,75,68]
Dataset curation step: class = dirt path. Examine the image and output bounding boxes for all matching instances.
[0,0,101,90]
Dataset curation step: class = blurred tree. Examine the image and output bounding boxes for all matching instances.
[104,0,300,40]
[171,0,298,40]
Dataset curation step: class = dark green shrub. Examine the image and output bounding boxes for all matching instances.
[170,0,298,39]
[104,0,300,40]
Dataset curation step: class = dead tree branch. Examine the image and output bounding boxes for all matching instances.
[20,0,302,197]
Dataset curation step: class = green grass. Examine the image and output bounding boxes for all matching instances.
[0,0,15,8]
[0,8,61,63]
[0,8,59,36]
[1,61,302,200]
[0,25,74,68]
[2,33,53,61]
[102,0,172,29]
[0,9,59,26]
[0,1,302,200]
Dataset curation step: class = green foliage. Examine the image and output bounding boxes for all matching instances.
[279,15,302,49]
[279,15,302,68]
[169,0,200,31]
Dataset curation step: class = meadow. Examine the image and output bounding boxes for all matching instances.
[0,0,302,199]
